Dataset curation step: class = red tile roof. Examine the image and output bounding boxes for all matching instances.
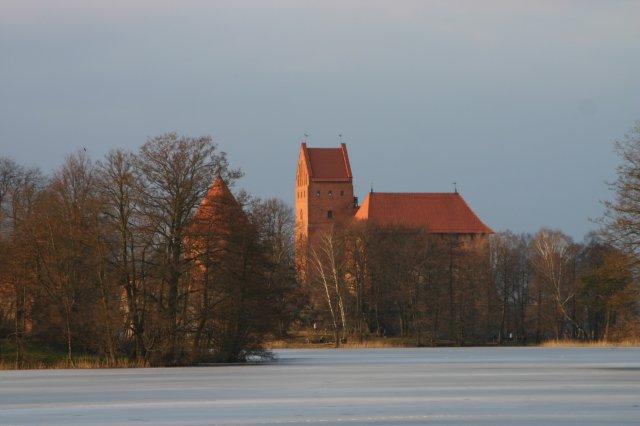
[301,143,352,181]
[191,175,246,233]
[187,176,252,261]
[355,192,493,234]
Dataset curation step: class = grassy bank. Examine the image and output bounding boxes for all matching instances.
[540,338,640,348]
[0,357,149,370]
[266,337,414,349]
[265,331,640,350]
[0,339,148,370]
[266,339,640,350]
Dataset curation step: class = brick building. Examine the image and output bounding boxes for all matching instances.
[295,143,492,274]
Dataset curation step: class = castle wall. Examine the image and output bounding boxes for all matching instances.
[303,181,354,241]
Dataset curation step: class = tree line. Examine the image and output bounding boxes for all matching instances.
[1,125,639,366]
[305,224,637,346]
[0,133,299,366]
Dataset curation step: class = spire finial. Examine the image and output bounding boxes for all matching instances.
[213,170,224,185]
[338,133,343,145]
[453,182,458,194]
[370,182,374,193]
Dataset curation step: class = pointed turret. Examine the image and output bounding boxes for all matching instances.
[190,175,247,241]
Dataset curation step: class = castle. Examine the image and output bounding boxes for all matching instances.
[295,143,492,270]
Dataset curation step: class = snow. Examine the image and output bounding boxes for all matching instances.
[1,347,639,425]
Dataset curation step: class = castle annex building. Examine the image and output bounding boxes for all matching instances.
[295,143,492,264]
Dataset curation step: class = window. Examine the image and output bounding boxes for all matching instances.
[327,210,333,219]
[299,210,303,220]
[328,190,333,197]
[316,190,320,197]
[340,190,344,196]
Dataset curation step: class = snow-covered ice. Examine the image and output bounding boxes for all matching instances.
[1,347,639,425]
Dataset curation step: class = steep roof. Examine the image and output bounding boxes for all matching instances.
[191,175,246,235]
[355,192,493,234]
[300,143,352,182]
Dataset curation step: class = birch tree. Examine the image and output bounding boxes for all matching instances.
[532,229,584,338]
[310,229,348,346]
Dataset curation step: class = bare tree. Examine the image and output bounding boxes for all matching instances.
[27,152,110,362]
[603,122,640,260]
[135,133,241,364]
[310,228,349,346]
[248,198,300,338]
[532,229,584,338]
[98,149,149,358]
[0,158,43,364]
[489,232,533,344]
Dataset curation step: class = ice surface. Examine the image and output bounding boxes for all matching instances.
[1,347,639,425]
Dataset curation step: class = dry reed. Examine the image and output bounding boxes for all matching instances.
[0,356,149,371]
[265,338,412,349]
[540,338,640,348]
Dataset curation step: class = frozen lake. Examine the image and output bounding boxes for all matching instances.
[1,347,639,425]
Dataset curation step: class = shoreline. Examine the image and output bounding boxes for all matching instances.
[3,339,639,371]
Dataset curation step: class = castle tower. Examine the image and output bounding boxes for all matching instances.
[187,175,249,262]
[295,143,355,275]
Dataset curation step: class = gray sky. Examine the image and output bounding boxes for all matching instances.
[1,0,639,239]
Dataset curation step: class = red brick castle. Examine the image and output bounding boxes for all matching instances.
[295,142,492,272]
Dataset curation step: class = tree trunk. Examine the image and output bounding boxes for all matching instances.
[64,302,73,364]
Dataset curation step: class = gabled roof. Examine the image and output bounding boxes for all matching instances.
[355,192,493,234]
[300,143,352,182]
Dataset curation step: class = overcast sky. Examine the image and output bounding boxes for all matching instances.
[1,1,639,239]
